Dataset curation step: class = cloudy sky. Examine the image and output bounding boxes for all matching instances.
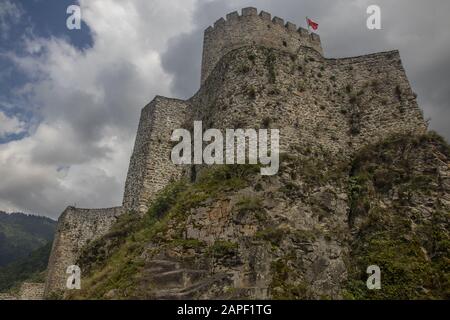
[0,0,449,219]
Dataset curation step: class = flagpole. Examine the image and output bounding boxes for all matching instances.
[306,16,310,33]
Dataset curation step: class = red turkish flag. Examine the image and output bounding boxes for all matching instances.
[307,18,319,31]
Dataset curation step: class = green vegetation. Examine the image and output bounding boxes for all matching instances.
[0,212,56,267]
[292,229,317,243]
[265,50,277,83]
[171,238,206,250]
[76,212,142,275]
[208,240,238,257]
[235,196,263,215]
[255,227,286,247]
[270,257,310,299]
[279,151,347,188]
[235,194,267,222]
[345,133,450,299]
[70,165,261,299]
[344,220,448,300]
[0,241,53,292]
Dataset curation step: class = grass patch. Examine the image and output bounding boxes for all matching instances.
[270,258,310,299]
[208,240,238,257]
[255,227,287,247]
[345,133,450,299]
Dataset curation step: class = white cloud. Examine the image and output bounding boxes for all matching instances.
[0,111,26,138]
[0,0,197,218]
[0,0,23,39]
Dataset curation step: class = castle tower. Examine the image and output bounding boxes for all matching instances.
[121,8,324,214]
[122,97,189,214]
[201,7,323,84]
[122,7,426,214]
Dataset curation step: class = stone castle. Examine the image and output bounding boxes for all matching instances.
[43,7,427,297]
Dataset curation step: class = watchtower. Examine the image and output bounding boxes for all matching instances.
[201,7,323,84]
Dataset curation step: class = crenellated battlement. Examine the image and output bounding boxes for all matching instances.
[201,7,323,84]
[205,8,320,43]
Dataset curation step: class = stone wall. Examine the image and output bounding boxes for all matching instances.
[0,293,17,300]
[18,282,45,300]
[201,7,322,84]
[191,45,426,163]
[122,96,190,214]
[44,206,123,297]
[1,282,47,300]
[329,51,427,149]
[122,7,426,218]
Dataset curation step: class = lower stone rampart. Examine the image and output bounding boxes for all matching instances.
[44,206,124,297]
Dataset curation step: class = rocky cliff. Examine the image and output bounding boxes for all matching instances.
[68,133,449,299]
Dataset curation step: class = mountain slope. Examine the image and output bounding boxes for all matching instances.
[0,241,53,292]
[0,212,56,267]
[68,133,449,300]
